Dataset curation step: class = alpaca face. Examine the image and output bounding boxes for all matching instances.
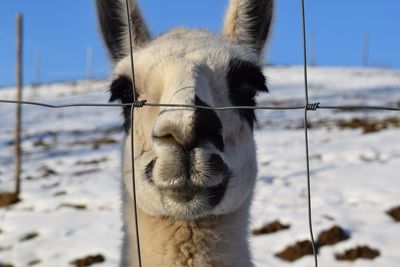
[97,0,273,220]
[112,30,267,219]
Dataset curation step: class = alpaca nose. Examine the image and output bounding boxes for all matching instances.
[153,124,191,150]
[152,116,202,151]
[152,107,224,152]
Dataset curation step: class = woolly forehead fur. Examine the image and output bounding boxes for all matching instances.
[114,28,259,83]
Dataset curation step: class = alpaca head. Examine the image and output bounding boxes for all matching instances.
[97,0,273,220]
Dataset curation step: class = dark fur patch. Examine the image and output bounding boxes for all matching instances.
[227,58,268,129]
[96,0,127,61]
[203,153,232,207]
[207,154,230,175]
[206,172,230,208]
[108,75,138,132]
[191,96,224,151]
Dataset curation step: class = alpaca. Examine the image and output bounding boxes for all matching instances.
[96,0,274,266]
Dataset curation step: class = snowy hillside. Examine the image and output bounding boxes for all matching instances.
[0,67,399,267]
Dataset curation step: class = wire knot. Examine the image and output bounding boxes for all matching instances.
[306,102,320,111]
[132,100,147,108]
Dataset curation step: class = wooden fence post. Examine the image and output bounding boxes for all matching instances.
[14,13,23,196]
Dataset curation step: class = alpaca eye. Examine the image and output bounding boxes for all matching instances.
[227,58,268,128]
[109,75,135,104]
[235,83,258,98]
[108,75,139,132]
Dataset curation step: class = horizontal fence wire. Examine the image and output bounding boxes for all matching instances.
[0,99,399,111]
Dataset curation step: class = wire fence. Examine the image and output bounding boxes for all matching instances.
[0,0,399,266]
[1,99,399,111]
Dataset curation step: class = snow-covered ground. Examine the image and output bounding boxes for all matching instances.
[0,67,399,267]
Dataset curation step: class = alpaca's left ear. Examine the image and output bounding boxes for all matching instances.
[222,0,274,56]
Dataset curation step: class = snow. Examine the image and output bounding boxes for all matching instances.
[0,67,399,266]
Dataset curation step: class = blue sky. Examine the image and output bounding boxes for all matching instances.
[1,0,399,86]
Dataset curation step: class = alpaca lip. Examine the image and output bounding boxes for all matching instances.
[161,178,230,207]
[144,158,231,208]
[142,151,232,214]
[163,187,203,203]
[143,154,231,188]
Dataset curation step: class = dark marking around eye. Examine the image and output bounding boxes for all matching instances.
[108,75,138,132]
[227,58,268,129]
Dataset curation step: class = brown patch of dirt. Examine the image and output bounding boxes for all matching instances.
[33,139,52,149]
[102,126,121,135]
[72,137,117,150]
[275,240,315,262]
[337,117,400,134]
[58,203,87,210]
[317,225,350,247]
[252,220,290,236]
[293,116,400,133]
[54,190,67,196]
[0,263,15,267]
[41,182,60,189]
[322,214,335,221]
[40,166,57,178]
[72,169,100,176]
[335,245,380,261]
[0,245,13,252]
[76,157,107,165]
[27,259,41,266]
[70,254,105,267]
[338,118,385,133]
[387,206,400,222]
[20,232,39,242]
[91,137,117,149]
[0,193,20,208]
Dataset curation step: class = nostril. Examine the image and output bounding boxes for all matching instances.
[153,133,180,146]
[153,120,189,147]
[154,133,174,139]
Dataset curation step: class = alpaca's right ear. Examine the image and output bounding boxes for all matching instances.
[96,0,151,62]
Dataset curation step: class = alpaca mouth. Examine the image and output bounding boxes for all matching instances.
[143,156,232,215]
[161,179,229,206]
[158,179,230,218]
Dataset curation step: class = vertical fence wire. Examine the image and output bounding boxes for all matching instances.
[125,0,143,266]
[301,0,319,266]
